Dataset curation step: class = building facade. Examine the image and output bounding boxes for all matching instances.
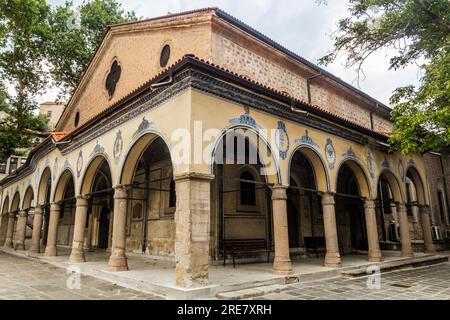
[39,101,66,130]
[0,8,447,289]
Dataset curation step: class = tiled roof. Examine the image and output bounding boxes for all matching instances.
[59,54,389,143]
[50,132,70,142]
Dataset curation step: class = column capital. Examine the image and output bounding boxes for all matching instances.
[397,203,407,212]
[8,212,15,219]
[364,199,377,209]
[34,206,43,215]
[173,172,215,182]
[76,196,89,207]
[50,202,61,212]
[271,185,287,200]
[320,192,335,205]
[113,185,129,199]
[18,210,27,217]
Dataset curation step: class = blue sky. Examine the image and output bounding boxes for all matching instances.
[43,0,423,106]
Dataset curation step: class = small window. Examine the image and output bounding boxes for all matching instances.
[46,110,52,118]
[9,157,18,173]
[169,178,176,208]
[133,203,142,219]
[160,44,171,68]
[74,111,80,127]
[0,163,6,174]
[240,171,256,206]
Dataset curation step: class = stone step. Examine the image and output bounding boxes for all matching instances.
[216,284,288,300]
[341,255,448,277]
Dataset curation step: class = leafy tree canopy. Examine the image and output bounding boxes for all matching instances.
[319,0,450,154]
[46,0,137,98]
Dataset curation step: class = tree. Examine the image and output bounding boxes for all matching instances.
[46,0,137,98]
[0,0,50,162]
[319,0,450,154]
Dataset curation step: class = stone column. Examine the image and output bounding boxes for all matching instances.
[29,206,43,255]
[14,210,28,250]
[397,203,413,257]
[271,185,293,275]
[3,213,16,248]
[107,186,129,272]
[174,173,214,288]
[420,205,436,253]
[364,200,382,262]
[321,192,342,267]
[44,203,61,257]
[69,196,89,263]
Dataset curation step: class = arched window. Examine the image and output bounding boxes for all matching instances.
[169,179,176,208]
[132,203,142,219]
[240,171,256,206]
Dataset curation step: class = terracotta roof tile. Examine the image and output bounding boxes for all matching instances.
[50,131,70,142]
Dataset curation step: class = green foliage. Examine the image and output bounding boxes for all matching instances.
[0,0,50,162]
[319,0,450,153]
[46,0,137,98]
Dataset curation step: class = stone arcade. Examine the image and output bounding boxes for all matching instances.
[0,8,440,289]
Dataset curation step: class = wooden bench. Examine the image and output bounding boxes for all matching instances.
[222,239,271,268]
[304,236,326,258]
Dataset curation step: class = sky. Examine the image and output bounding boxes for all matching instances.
[41,0,424,107]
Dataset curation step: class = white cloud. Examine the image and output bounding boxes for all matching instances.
[39,0,421,106]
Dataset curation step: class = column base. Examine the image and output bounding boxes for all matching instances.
[107,254,128,272]
[69,251,86,263]
[44,246,57,257]
[425,248,436,254]
[401,250,414,258]
[14,242,25,251]
[3,239,13,248]
[324,253,342,268]
[28,248,40,256]
[368,250,382,262]
[272,257,293,275]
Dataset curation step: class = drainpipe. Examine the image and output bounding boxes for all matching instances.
[369,103,381,131]
[150,73,173,89]
[307,71,323,104]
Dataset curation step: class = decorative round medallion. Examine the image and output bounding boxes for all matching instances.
[76,151,83,178]
[274,121,289,160]
[325,138,336,170]
[160,44,171,68]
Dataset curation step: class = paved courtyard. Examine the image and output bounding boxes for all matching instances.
[0,251,162,300]
[255,261,450,300]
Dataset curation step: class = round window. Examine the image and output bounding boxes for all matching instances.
[74,111,80,127]
[160,44,171,68]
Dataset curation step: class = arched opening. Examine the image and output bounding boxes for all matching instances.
[81,158,113,251]
[9,191,20,245]
[53,170,76,248]
[212,128,278,263]
[0,196,10,246]
[37,168,52,248]
[335,161,370,254]
[22,186,34,246]
[376,170,403,245]
[288,148,326,254]
[121,135,175,256]
[405,166,427,242]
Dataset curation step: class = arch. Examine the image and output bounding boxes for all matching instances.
[37,167,52,205]
[53,169,76,203]
[0,195,10,245]
[405,165,427,205]
[22,185,34,210]
[10,191,20,213]
[80,154,112,196]
[335,159,371,198]
[288,144,330,192]
[1,196,10,216]
[119,131,174,186]
[210,125,282,185]
[376,169,404,203]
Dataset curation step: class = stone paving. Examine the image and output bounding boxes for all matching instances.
[253,261,450,300]
[0,251,163,300]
